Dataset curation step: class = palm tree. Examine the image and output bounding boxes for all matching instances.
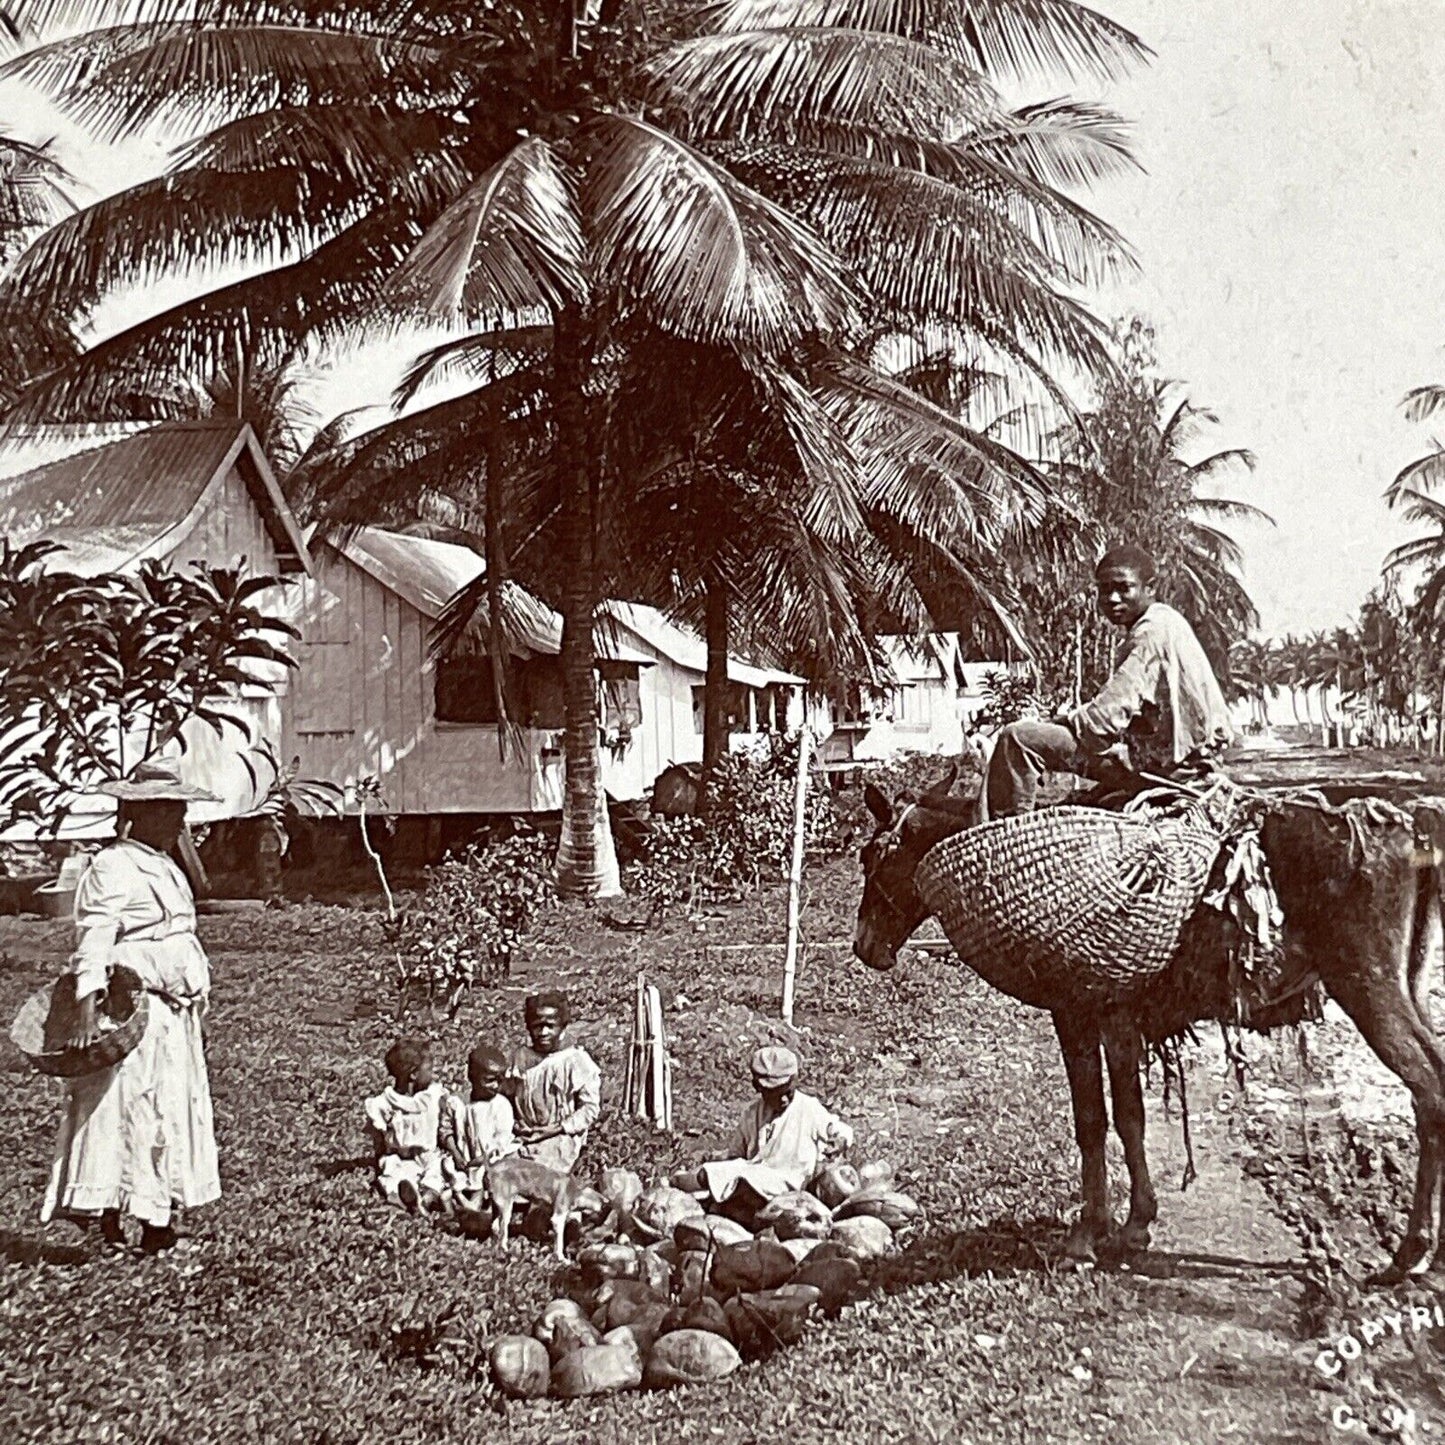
[0,131,77,402]
[1,0,1147,894]
[1024,319,1268,700]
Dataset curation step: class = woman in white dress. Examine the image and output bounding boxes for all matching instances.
[43,759,222,1255]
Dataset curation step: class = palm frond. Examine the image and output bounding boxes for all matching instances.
[8,22,449,142]
[1403,383,1445,426]
[961,99,1137,188]
[392,323,553,409]
[649,26,998,142]
[3,165,360,322]
[1393,487,1445,533]
[1188,494,1273,526]
[173,104,472,215]
[584,115,857,351]
[696,0,1149,82]
[1387,447,1445,506]
[389,137,586,319]
[1185,447,1257,483]
[1,205,422,425]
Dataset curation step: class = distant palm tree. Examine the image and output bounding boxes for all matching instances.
[1025,321,1269,698]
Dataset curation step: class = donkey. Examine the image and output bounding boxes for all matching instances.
[853,765,1445,1282]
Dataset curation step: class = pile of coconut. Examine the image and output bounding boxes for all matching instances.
[489,1160,920,1399]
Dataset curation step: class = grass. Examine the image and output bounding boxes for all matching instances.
[0,810,1410,1444]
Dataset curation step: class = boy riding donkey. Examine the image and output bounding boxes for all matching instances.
[986,544,1234,818]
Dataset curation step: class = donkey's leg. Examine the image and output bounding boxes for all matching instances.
[1052,1009,1110,1261]
[1103,1017,1157,1253]
[1326,963,1445,1284]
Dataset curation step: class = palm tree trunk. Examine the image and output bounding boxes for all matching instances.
[552,306,619,898]
[701,578,730,809]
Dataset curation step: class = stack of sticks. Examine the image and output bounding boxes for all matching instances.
[623,972,672,1131]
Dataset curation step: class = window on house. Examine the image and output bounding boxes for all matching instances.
[600,662,643,734]
[435,654,503,725]
[758,685,793,732]
[691,683,753,735]
[895,683,930,728]
[434,654,567,728]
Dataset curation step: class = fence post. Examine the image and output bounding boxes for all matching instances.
[781,725,810,1026]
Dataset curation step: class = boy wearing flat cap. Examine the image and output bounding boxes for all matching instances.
[672,1045,853,1209]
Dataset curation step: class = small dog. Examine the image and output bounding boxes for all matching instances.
[481,1155,603,1261]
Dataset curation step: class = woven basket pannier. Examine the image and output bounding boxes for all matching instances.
[10,966,150,1078]
[915,801,1225,1011]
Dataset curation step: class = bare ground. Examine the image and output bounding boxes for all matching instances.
[2,744,1445,1443]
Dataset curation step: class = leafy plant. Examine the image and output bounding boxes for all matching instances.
[235,739,346,898]
[0,539,298,831]
[392,827,554,1018]
[625,734,841,915]
[970,670,1043,734]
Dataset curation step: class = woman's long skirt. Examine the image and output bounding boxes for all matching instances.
[41,995,221,1228]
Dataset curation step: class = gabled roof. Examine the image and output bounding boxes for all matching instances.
[0,420,310,575]
[604,601,805,688]
[330,526,654,665]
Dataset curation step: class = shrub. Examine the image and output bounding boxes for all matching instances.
[391,827,554,1016]
[0,541,298,831]
[625,734,841,913]
[970,669,1043,734]
[831,751,983,846]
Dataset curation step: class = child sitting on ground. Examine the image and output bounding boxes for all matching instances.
[440,1042,520,1209]
[507,989,601,1175]
[364,1037,447,1213]
[671,1046,853,1214]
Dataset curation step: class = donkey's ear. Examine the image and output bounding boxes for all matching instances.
[925,760,960,799]
[864,784,894,825]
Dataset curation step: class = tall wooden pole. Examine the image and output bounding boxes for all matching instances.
[781,723,810,1026]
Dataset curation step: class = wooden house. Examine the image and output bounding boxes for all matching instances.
[0,419,814,834]
[0,420,311,836]
[602,601,807,782]
[817,634,1006,765]
[292,531,803,816]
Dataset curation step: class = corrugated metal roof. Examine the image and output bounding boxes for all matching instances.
[336,527,654,665]
[604,601,805,687]
[0,421,309,573]
[0,422,150,481]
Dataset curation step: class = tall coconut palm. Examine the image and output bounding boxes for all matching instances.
[1,0,1147,894]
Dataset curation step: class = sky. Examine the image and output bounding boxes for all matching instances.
[4,0,1445,638]
[1089,0,1445,636]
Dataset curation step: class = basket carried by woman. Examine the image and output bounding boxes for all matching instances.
[10,966,149,1078]
[915,788,1237,1012]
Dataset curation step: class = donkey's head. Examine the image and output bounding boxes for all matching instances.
[853,761,977,972]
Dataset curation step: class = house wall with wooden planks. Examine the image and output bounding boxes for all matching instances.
[285,545,597,815]
[163,457,294,823]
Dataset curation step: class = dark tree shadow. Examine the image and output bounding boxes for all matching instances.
[0,1227,92,1266]
[863,1219,1305,1299]
[863,1217,1070,1296]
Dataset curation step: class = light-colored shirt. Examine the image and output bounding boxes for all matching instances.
[364,1083,446,1158]
[729,1089,854,1193]
[509,1044,602,1140]
[1068,602,1233,773]
[439,1092,519,1167]
[70,839,210,1002]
